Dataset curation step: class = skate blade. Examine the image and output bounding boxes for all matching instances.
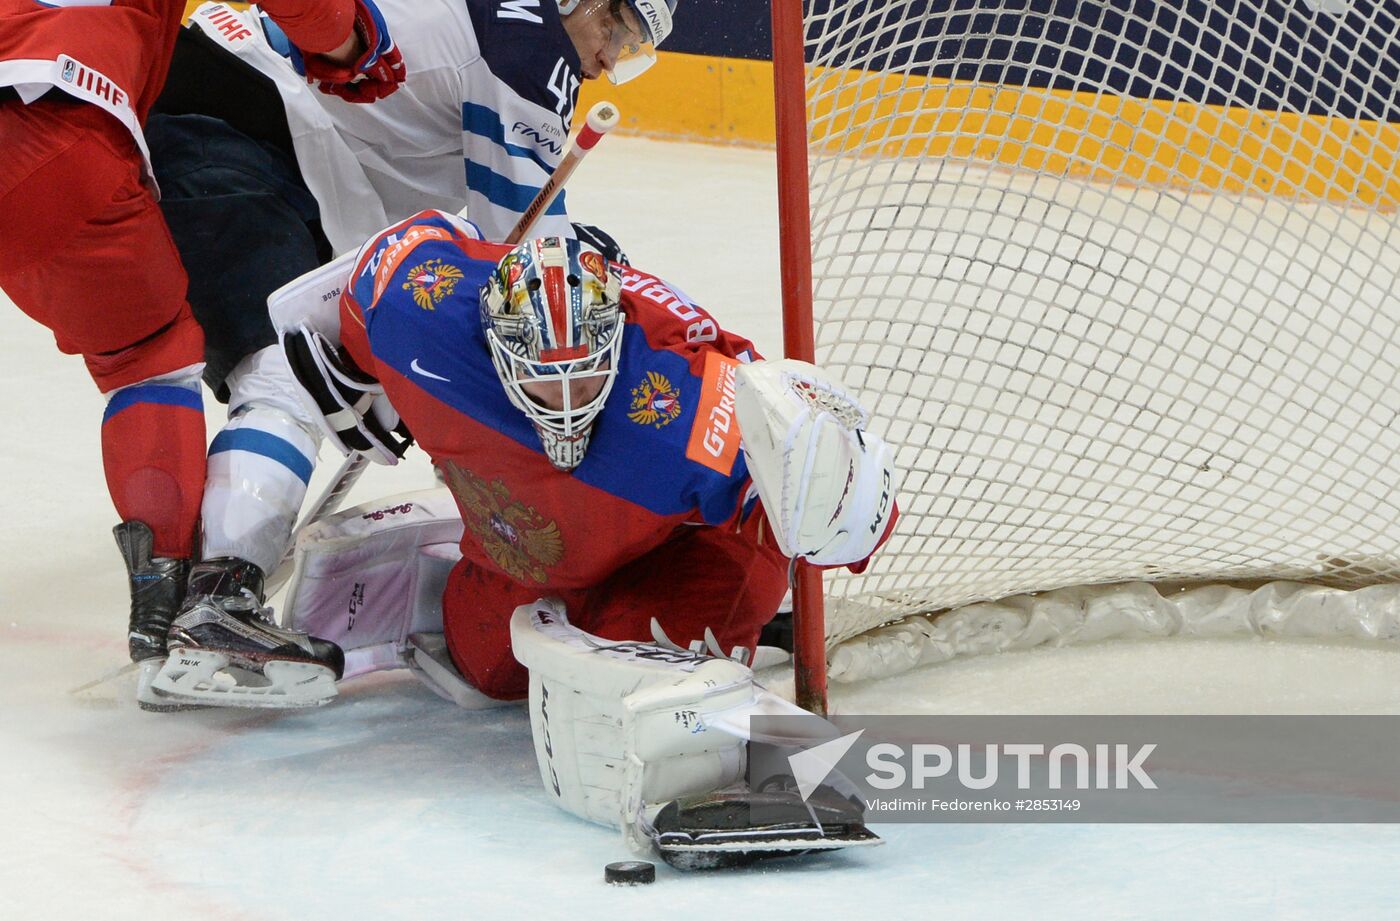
[136,658,209,712]
[154,648,338,710]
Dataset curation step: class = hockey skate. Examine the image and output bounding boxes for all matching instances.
[114,521,199,712]
[154,558,345,709]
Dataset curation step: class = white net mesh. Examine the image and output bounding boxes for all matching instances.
[799,0,1400,649]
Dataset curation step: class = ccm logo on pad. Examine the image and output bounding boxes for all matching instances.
[686,352,740,475]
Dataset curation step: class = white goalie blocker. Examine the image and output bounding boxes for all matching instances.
[266,210,483,466]
[734,358,898,567]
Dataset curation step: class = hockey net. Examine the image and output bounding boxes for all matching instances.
[773,0,1400,687]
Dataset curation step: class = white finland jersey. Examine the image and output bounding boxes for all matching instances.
[187,0,580,253]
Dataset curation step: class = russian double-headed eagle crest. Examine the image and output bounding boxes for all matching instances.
[440,462,563,583]
[402,258,464,311]
[628,371,682,428]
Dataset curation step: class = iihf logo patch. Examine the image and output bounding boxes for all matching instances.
[402,259,463,311]
[628,371,682,428]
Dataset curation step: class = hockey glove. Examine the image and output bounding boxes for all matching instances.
[281,325,414,465]
[292,0,406,103]
[734,359,899,568]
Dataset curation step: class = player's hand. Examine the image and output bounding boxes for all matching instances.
[299,0,406,103]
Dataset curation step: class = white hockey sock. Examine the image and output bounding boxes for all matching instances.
[202,347,323,575]
[202,404,319,575]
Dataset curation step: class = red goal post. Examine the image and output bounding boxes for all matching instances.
[771,0,827,715]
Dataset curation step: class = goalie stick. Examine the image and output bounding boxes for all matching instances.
[504,101,619,245]
[263,450,370,598]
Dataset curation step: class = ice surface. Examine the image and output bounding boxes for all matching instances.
[3,136,1399,920]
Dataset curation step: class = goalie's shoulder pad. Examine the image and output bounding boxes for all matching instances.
[268,250,356,342]
[344,210,484,313]
[735,359,898,566]
[269,210,483,350]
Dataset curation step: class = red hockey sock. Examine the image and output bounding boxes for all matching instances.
[101,382,207,559]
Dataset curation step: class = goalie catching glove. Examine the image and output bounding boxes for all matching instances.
[735,359,898,567]
[509,599,881,868]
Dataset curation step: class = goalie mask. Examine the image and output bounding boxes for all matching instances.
[481,237,624,471]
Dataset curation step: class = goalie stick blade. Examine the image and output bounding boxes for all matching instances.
[654,829,883,871]
[153,649,338,709]
[648,789,882,871]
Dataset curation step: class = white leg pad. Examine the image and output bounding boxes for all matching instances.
[281,487,465,679]
[510,599,819,849]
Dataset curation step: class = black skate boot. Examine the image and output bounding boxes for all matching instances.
[113,522,194,711]
[154,557,344,709]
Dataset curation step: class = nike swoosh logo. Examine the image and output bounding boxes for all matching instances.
[410,358,451,382]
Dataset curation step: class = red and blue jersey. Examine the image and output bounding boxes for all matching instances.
[339,211,765,591]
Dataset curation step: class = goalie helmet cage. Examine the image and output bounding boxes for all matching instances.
[770,0,1400,714]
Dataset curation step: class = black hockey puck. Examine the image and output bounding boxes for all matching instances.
[604,860,656,885]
